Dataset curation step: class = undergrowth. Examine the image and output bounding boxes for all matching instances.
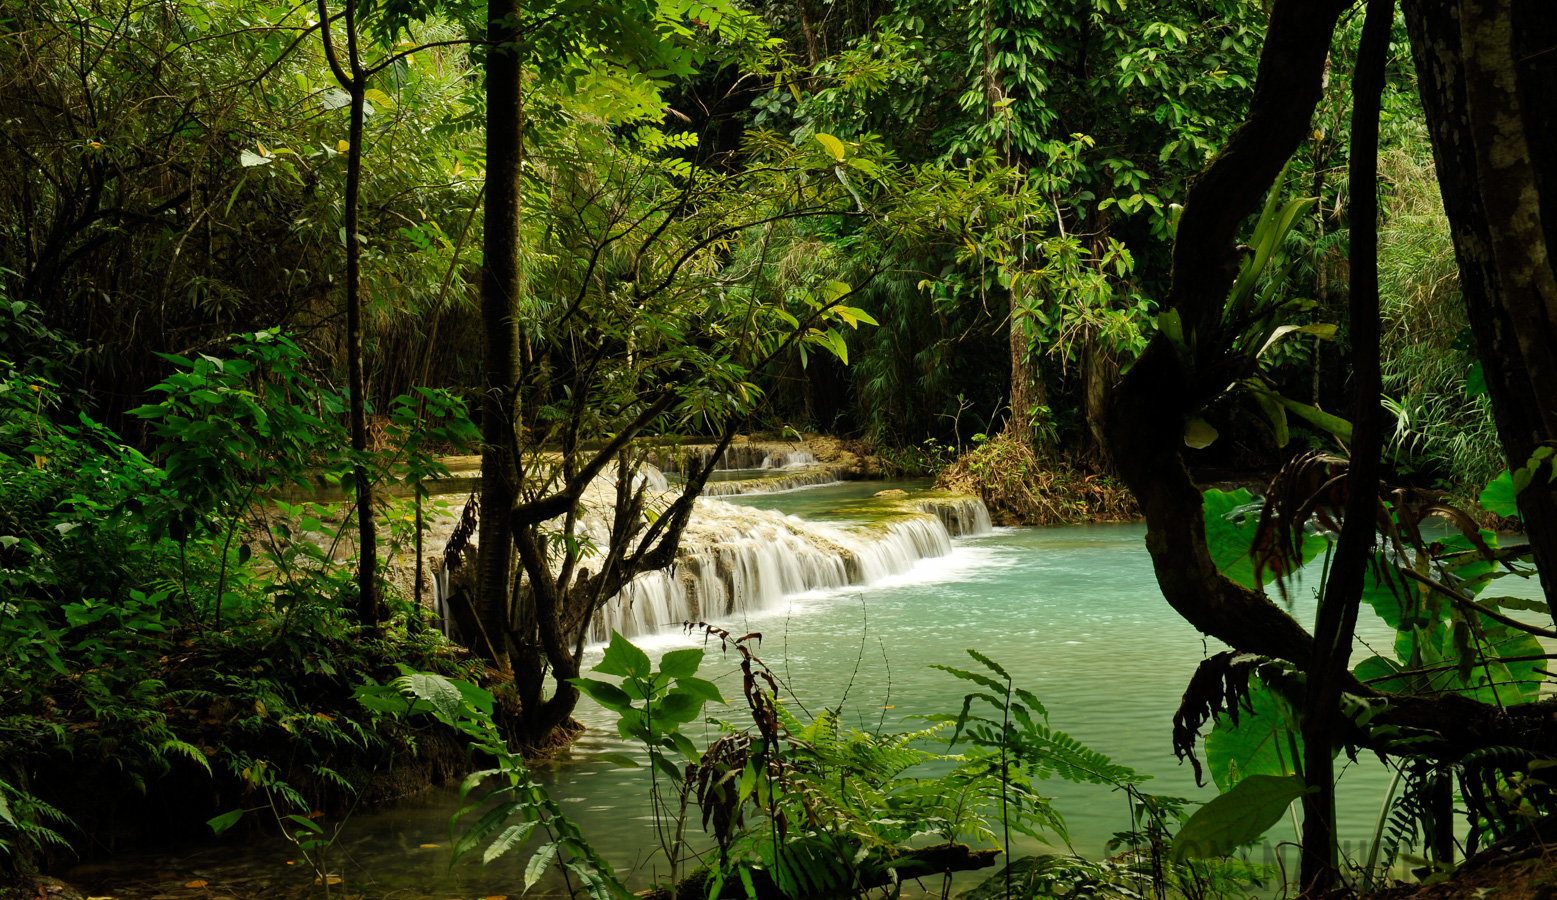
[935,431,1139,525]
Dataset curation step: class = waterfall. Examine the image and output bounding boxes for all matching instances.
[699,468,842,496]
[639,464,669,492]
[413,478,993,647]
[913,496,994,537]
[761,450,817,469]
[589,494,989,642]
[659,444,820,473]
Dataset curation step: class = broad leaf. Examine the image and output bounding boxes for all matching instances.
[1203,677,1303,791]
[397,673,462,723]
[658,647,703,678]
[1480,470,1519,518]
[206,808,243,834]
[572,678,635,714]
[815,132,846,161]
[594,632,651,679]
[1171,774,1308,861]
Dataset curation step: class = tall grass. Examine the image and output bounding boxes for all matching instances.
[1376,138,1503,492]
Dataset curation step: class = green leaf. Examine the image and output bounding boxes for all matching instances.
[1202,489,1263,589]
[1485,595,1551,616]
[206,808,243,834]
[1250,387,1290,447]
[658,647,703,679]
[966,648,1010,682]
[484,819,537,864]
[836,305,879,326]
[1258,323,1337,356]
[1271,395,1352,443]
[673,676,725,704]
[1353,655,1412,693]
[397,672,463,723]
[1184,417,1219,449]
[526,842,560,889]
[285,813,323,833]
[1466,360,1487,397]
[573,678,635,714]
[1203,677,1304,790]
[363,87,395,109]
[1170,774,1309,861]
[595,752,641,769]
[655,690,704,724]
[594,632,651,679]
[453,799,527,867]
[1480,470,1520,518]
[737,761,757,802]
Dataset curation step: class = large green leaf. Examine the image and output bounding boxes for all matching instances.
[572,678,635,714]
[1170,774,1309,862]
[1203,677,1303,791]
[593,631,651,679]
[653,689,704,725]
[397,672,462,723]
[1479,470,1520,518]
[1204,489,1323,589]
[657,647,703,678]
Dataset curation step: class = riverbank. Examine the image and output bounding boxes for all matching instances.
[935,432,1140,526]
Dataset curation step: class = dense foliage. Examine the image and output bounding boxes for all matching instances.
[1,0,1554,896]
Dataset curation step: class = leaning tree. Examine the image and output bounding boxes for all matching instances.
[1104,0,1557,891]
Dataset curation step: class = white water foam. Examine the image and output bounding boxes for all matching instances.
[590,494,993,643]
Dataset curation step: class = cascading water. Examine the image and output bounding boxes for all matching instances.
[698,468,842,496]
[416,461,992,648]
[912,495,994,537]
[589,492,991,642]
[659,444,820,473]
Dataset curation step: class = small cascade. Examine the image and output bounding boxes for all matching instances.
[699,468,842,497]
[659,444,818,473]
[762,450,817,469]
[590,494,989,642]
[638,464,670,493]
[913,496,994,537]
[407,476,993,647]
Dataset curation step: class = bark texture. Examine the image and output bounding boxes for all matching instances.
[1404,0,1557,623]
[477,0,523,670]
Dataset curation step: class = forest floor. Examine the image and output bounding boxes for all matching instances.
[1368,844,1557,899]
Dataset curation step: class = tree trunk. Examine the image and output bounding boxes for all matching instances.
[315,0,376,629]
[1404,0,1557,618]
[1299,0,1390,889]
[1008,293,1045,451]
[477,0,524,670]
[1082,330,1114,465]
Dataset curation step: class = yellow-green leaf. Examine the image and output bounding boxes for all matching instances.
[1184,417,1219,449]
[815,132,846,161]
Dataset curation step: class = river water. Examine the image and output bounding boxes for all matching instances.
[66,479,1538,899]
